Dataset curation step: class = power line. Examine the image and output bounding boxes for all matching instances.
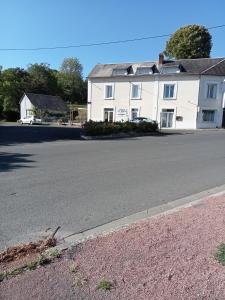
[0,24,224,52]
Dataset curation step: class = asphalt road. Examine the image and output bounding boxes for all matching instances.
[1,124,225,249]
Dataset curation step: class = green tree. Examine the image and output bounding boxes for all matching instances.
[60,57,83,76]
[164,25,212,59]
[57,58,86,103]
[27,63,59,95]
[0,68,30,120]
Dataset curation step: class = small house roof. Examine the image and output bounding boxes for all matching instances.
[24,93,68,112]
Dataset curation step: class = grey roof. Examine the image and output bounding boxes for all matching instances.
[88,57,225,78]
[88,62,156,78]
[25,93,67,112]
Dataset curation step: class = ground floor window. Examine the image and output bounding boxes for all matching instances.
[131,108,139,120]
[202,110,215,122]
[161,109,174,128]
[26,109,33,116]
[104,108,114,122]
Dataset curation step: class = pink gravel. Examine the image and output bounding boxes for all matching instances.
[2,194,225,299]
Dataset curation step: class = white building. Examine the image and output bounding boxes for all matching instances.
[87,54,225,129]
[20,93,67,119]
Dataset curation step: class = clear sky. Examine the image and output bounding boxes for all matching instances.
[0,0,225,77]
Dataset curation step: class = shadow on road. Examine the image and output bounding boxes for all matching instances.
[0,152,35,172]
[0,125,82,146]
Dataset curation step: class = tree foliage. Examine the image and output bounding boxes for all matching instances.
[27,63,59,95]
[0,68,30,120]
[57,58,86,104]
[60,57,83,76]
[164,25,212,59]
[0,58,87,120]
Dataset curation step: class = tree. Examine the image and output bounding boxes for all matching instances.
[57,58,86,103]
[27,63,59,95]
[0,68,30,120]
[60,57,83,76]
[164,25,212,59]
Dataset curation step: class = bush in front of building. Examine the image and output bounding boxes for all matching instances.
[82,120,158,136]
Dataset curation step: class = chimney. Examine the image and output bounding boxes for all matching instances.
[159,53,164,65]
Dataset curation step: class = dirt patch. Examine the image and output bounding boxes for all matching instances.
[2,196,225,299]
[0,227,60,265]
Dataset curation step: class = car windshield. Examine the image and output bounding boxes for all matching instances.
[134,117,146,121]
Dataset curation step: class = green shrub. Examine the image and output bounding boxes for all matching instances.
[82,120,158,136]
[214,243,225,265]
[27,261,38,271]
[97,279,113,291]
[38,253,51,266]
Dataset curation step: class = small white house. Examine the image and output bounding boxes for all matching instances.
[20,93,67,119]
[87,54,225,129]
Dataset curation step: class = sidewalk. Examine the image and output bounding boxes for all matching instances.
[1,193,225,300]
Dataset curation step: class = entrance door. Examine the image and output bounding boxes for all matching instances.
[104,108,114,122]
[161,109,174,128]
[131,108,139,120]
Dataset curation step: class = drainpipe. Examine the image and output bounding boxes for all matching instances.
[87,79,92,121]
[196,75,201,129]
[155,75,160,129]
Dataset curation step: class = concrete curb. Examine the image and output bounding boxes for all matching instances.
[81,131,162,140]
[56,183,225,251]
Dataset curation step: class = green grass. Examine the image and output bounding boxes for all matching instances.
[7,266,25,277]
[48,248,61,259]
[0,272,6,282]
[38,253,51,266]
[97,279,113,291]
[214,243,225,265]
[70,264,79,273]
[1,250,62,282]
[27,261,38,271]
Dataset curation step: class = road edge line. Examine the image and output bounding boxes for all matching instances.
[57,183,225,250]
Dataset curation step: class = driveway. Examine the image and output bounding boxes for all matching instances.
[1,124,225,250]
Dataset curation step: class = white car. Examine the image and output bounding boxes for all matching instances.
[131,117,153,123]
[20,115,42,125]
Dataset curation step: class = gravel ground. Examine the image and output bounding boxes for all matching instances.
[2,194,225,300]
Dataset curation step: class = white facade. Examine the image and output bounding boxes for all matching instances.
[197,75,225,128]
[88,68,225,129]
[20,94,34,119]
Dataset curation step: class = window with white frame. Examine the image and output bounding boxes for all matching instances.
[202,110,215,122]
[105,84,114,99]
[163,84,176,99]
[131,83,141,99]
[206,83,217,99]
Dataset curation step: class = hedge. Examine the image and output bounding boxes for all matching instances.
[82,120,158,136]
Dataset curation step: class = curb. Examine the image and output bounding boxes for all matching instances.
[56,183,225,251]
[81,131,162,140]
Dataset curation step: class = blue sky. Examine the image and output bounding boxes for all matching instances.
[0,0,225,77]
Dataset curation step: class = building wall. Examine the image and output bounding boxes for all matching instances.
[88,77,156,122]
[197,75,225,128]
[20,95,33,119]
[156,75,200,129]
[88,74,225,129]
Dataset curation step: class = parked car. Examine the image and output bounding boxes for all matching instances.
[20,115,42,125]
[131,117,153,123]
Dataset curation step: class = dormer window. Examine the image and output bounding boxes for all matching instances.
[160,65,183,74]
[112,68,128,76]
[136,67,153,75]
